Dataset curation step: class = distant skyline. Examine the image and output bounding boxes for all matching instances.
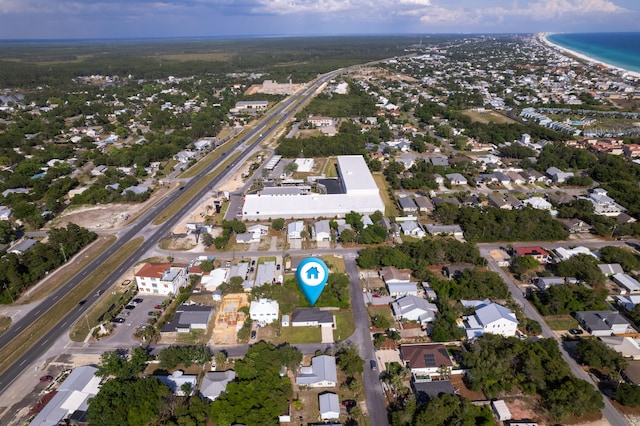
[0,0,639,40]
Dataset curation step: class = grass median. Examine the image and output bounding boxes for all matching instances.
[152,151,241,226]
[0,236,144,375]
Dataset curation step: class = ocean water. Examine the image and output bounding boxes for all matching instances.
[547,32,640,73]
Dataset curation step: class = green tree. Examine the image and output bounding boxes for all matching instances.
[337,346,364,376]
[576,337,628,372]
[511,255,539,275]
[200,231,214,248]
[87,377,170,426]
[614,383,640,407]
[272,218,285,231]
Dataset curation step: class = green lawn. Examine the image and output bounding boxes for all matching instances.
[545,316,579,330]
[277,325,322,344]
[333,310,355,342]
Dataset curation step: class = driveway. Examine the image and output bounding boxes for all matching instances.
[321,326,333,343]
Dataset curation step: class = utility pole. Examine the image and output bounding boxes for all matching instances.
[59,243,67,263]
[3,282,14,303]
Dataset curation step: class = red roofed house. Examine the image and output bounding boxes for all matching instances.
[513,246,550,264]
[623,144,640,158]
[135,262,189,296]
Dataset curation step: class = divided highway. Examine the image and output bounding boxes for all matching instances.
[0,68,343,397]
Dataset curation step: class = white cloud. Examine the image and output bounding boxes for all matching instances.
[416,0,627,25]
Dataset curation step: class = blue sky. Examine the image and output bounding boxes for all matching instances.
[0,0,638,39]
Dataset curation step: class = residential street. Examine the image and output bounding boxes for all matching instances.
[481,248,630,426]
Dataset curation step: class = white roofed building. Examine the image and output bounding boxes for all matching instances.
[30,366,101,426]
[242,156,384,219]
[296,355,337,387]
[135,262,188,296]
[250,298,279,324]
[392,295,438,325]
[462,301,518,339]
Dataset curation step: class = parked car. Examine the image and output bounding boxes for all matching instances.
[370,360,377,371]
[154,305,163,310]
[39,375,53,382]
[251,330,257,339]
[225,261,231,267]
[111,317,125,323]
[124,304,136,310]
[342,399,356,408]
[569,328,584,335]
[133,298,143,304]
[276,264,281,270]
[251,260,256,266]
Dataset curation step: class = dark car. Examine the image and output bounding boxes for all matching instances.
[39,375,54,382]
[133,298,143,304]
[148,311,156,316]
[370,360,377,371]
[78,300,87,306]
[342,399,356,408]
[111,317,125,323]
[251,260,256,266]
[569,328,584,335]
[251,330,257,339]
[276,264,281,270]
[124,304,136,310]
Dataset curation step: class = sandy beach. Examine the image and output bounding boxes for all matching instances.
[538,32,640,80]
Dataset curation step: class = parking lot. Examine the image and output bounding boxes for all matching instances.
[107,295,168,345]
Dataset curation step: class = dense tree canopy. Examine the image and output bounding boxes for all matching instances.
[87,376,171,426]
[528,284,608,316]
[462,334,603,421]
[210,342,298,425]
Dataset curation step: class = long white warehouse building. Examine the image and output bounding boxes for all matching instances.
[242,155,385,220]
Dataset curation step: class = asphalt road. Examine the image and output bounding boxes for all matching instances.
[345,253,389,425]
[0,68,344,397]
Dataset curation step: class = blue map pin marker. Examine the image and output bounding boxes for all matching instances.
[296,257,329,306]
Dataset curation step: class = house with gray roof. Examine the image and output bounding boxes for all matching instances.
[9,238,37,255]
[313,220,332,242]
[462,301,518,339]
[413,195,434,213]
[29,365,101,426]
[431,197,460,208]
[391,295,438,325]
[155,370,197,396]
[401,220,425,238]
[489,194,511,209]
[291,308,334,327]
[200,370,236,401]
[319,392,340,420]
[429,157,449,168]
[535,276,565,291]
[575,310,635,336]
[121,185,150,196]
[445,173,467,185]
[598,264,624,276]
[296,355,337,387]
[425,224,464,238]
[612,273,640,294]
[387,281,419,298]
[160,304,213,334]
[288,221,305,240]
[0,207,11,220]
[398,196,418,213]
[546,166,574,183]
